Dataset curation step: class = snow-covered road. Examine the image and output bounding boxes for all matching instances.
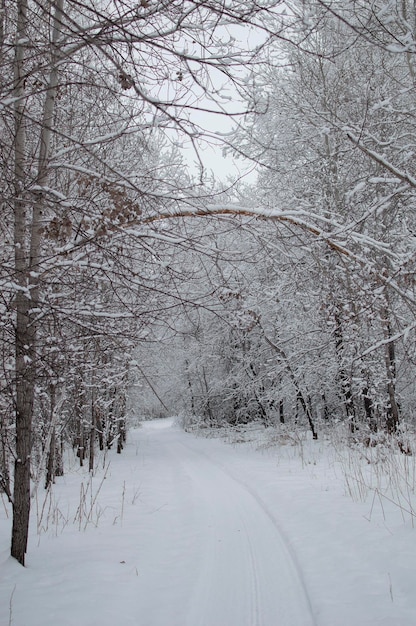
[2,417,416,626]
[135,419,316,626]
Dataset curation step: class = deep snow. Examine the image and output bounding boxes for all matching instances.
[1,418,416,625]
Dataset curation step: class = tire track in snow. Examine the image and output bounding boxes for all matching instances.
[198,443,318,625]
[239,508,262,626]
[175,434,318,626]
[171,440,262,626]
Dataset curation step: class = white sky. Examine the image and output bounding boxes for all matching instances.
[184,132,258,184]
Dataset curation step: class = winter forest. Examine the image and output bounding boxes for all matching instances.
[2,0,416,599]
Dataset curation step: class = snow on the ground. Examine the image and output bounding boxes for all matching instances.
[1,417,416,625]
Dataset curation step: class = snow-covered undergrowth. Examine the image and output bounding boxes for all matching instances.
[183,416,416,526]
[333,432,416,526]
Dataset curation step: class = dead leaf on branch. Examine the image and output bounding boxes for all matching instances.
[118,72,134,90]
[45,215,73,242]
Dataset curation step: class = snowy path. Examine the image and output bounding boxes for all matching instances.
[2,417,416,626]
[135,420,316,626]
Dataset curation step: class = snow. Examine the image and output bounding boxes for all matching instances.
[1,418,416,625]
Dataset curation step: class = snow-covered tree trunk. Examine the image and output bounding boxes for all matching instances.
[12,0,33,567]
[12,0,64,565]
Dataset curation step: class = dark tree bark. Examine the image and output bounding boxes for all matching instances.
[279,399,285,424]
[11,0,32,567]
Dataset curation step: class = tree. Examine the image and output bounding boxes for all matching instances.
[3,0,291,565]
[227,0,416,435]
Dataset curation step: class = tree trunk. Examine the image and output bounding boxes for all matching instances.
[201,366,214,424]
[117,419,125,454]
[97,409,104,452]
[279,399,285,424]
[77,421,85,467]
[362,386,376,432]
[11,0,64,565]
[185,359,196,414]
[333,312,356,431]
[45,427,56,489]
[89,395,95,472]
[0,413,11,501]
[383,315,400,434]
[262,330,317,439]
[11,0,32,567]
